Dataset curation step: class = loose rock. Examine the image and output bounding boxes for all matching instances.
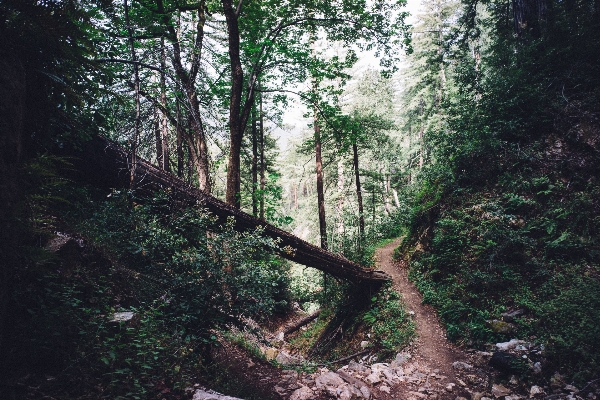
[530,385,544,397]
[289,386,313,400]
[491,384,511,398]
[496,339,526,352]
[264,347,279,361]
[193,389,243,400]
[453,361,473,370]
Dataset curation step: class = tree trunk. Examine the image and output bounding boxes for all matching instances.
[65,136,391,284]
[124,0,140,187]
[392,188,400,208]
[294,183,298,209]
[419,97,425,169]
[223,0,244,208]
[336,160,345,245]
[251,107,258,217]
[353,143,365,238]
[281,310,321,336]
[159,36,170,172]
[383,172,391,215]
[259,88,266,221]
[158,0,210,191]
[512,0,547,37]
[176,102,185,178]
[315,109,328,250]
[155,107,162,167]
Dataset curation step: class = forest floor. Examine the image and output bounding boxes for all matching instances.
[206,238,510,400]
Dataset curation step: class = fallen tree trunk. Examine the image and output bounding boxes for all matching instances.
[281,310,321,336]
[67,136,391,284]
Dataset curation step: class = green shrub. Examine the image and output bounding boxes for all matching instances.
[363,285,415,355]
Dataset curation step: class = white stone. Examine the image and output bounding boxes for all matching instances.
[472,392,484,400]
[337,383,360,400]
[315,371,345,390]
[392,353,410,366]
[348,360,368,373]
[273,331,285,342]
[446,383,455,392]
[365,373,381,385]
[491,384,511,397]
[382,368,396,381]
[276,350,303,365]
[496,339,526,352]
[360,340,370,349]
[453,361,473,370]
[564,385,579,393]
[111,311,135,322]
[379,385,391,393]
[530,386,543,396]
[193,389,243,400]
[371,363,389,372]
[360,385,371,399]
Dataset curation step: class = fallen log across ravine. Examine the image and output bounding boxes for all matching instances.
[66,135,391,285]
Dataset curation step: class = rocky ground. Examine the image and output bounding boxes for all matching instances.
[193,239,600,400]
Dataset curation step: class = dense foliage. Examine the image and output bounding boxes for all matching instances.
[399,0,600,383]
[6,187,290,398]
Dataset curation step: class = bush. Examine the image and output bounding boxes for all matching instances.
[6,187,292,398]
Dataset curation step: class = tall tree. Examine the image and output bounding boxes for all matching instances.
[220,0,410,208]
[123,0,141,185]
[99,0,213,191]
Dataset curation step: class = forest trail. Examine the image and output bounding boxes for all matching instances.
[374,238,474,399]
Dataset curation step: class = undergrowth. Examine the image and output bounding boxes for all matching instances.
[401,162,600,384]
[4,184,292,399]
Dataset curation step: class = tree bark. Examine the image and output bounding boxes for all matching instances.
[155,106,162,166]
[281,310,321,335]
[158,0,210,191]
[259,89,266,221]
[176,101,185,178]
[353,143,365,238]
[337,161,345,230]
[315,110,328,250]
[392,188,400,208]
[294,184,298,209]
[124,0,140,187]
[383,172,392,215]
[223,0,244,208]
[159,36,170,172]
[251,107,258,217]
[66,136,391,285]
[512,0,547,37]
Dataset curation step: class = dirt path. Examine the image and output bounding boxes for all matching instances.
[375,238,474,399]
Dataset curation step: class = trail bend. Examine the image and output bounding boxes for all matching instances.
[374,238,475,400]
